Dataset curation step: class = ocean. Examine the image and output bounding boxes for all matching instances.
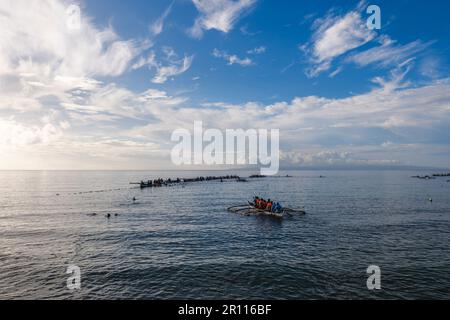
[0,170,449,299]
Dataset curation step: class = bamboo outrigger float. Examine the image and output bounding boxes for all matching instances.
[227,202,306,219]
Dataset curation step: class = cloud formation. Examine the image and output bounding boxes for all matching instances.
[1,0,449,170]
[303,9,376,77]
[247,46,266,54]
[189,0,256,38]
[0,0,142,80]
[132,48,194,84]
[212,49,253,66]
[347,37,433,68]
[150,2,173,35]
[301,4,432,78]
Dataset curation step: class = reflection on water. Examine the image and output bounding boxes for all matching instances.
[0,170,449,299]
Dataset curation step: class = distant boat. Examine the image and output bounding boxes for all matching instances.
[130,182,155,188]
[412,175,436,180]
[140,182,153,189]
[249,174,266,179]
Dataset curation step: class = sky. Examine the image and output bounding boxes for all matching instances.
[0,0,450,170]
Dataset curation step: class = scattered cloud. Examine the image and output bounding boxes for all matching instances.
[347,36,433,68]
[0,0,144,80]
[370,58,415,93]
[212,49,253,66]
[328,67,343,78]
[280,61,296,74]
[152,56,194,84]
[419,56,444,79]
[247,46,266,54]
[240,24,261,36]
[128,74,450,168]
[303,8,376,77]
[3,62,450,169]
[280,150,400,167]
[150,2,173,35]
[2,0,450,170]
[132,48,194,84]
[188,0,256,39]
[302,4,434,79]
[0,117,67,148]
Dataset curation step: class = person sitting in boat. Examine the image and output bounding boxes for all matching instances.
[266,199,272,212]
[258,198,266,209]
[253,196,259,207]
[271,202,277,212]
[255,197,261,208]
[272,202,281,213]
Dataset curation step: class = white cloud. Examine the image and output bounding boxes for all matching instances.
[150,2,173,35]
[152,56,194,84]
[328,67,343,78]
[419,56,444,79]
[304,10,376,77]
[302,5,435,78]
[132,53,157,70]
[212,49,253,66]
[189,0,256,38]
[370,58,415,93]
[240,25,261,36]
[3,71,450,169]
[247,46,266,54]
[280,150,400,167]
[0,0,143,80]
[132,48,194,84]
[347,37,433,68]
[127,75,450,153]
[2,0,450,170]
[0,116,67,148]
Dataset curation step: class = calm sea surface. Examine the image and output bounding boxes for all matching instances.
[0,170,449,300]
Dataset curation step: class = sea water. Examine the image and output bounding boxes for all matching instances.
[0,170,449,299]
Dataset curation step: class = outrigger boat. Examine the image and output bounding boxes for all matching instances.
[227,201,305,219]
[130,182,156,189]
[139,182,153,189]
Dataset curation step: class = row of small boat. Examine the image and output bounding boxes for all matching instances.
[131,175,244,189]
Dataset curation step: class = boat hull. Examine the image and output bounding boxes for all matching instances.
[248,206,284,218]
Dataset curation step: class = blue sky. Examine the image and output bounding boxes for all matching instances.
[81,0,450,104]
[1,0,450,169]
